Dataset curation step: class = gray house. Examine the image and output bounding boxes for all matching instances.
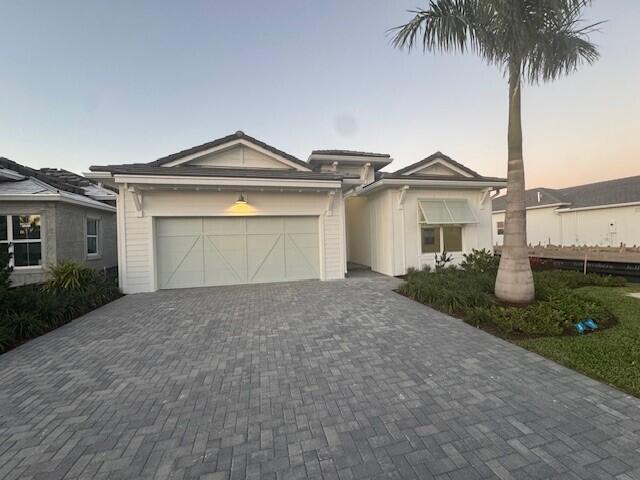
[0,158,118,286]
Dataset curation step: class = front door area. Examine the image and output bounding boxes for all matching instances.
[155,216,320,289]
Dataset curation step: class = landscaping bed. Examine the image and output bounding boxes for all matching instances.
[0,259,121,354]
[397,249,640,396]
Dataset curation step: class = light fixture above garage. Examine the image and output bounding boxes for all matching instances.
[235,193,247,205]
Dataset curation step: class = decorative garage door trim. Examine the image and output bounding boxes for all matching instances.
[156,216,320,289]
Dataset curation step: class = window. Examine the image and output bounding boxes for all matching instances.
[87,218,99,256]
[418,199,470,255]
[496,221,504,236]
[421,227,440,253]
[1,214,42,268]
[420,225,463,254]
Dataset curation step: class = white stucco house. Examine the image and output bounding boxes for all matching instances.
[492,176,640,248]
[89,131,506,293]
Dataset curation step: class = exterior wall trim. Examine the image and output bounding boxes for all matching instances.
[0,193,116,212]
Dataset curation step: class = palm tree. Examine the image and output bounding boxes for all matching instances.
[391,0,600,304]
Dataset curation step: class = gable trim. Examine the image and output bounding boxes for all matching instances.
[393,152,482,178]
[151,131,312,172]
[402,158,474,178]
[160,139,310,171]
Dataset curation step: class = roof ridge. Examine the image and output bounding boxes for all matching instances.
[148,131,310,170]
[0,157,86,195]
[392,151,482,177]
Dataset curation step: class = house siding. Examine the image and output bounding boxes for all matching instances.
[1,201,117,286]
[368,190,394,276]
[492,204,640,247]
[399,188,493,273]
[345,197,371,267]
[118,187,345,294]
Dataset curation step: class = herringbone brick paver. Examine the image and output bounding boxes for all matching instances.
[1,274,640,479]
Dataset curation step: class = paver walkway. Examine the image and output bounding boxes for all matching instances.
[1,274,640,480]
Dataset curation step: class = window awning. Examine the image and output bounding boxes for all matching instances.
[418,199,477,224]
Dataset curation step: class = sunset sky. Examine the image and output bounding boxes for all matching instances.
[1,0,637,189]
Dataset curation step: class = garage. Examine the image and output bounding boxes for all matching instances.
[155,216,320,289]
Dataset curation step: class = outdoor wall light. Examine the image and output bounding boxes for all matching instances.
[235,193,247,205]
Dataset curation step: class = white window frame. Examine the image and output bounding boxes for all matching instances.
[86,217,101,258]
[1,214,44,269]
[496,221,505,236]
[419,224,464,254]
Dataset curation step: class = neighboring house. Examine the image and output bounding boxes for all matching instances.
[89,131,506,294]
[492,175,640,247]
[0,158,118,286]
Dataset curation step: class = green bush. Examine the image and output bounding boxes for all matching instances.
[45,261,100,292]
[0,262,121,354]
[461,249,500,275]
[5,310,48,340]
[400,267,621,338]
[398,268,494,313]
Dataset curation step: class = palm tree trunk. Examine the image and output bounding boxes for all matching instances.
[495,60,535,304]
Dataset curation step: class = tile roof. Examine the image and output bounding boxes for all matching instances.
[0,157,85,195]
[393,151,483,177]
[0,158,116,202]
[310,150,391,158]
[90,164,355,181]
[492,175,640,211]
[148,131,311,170]
[375,172,507,183]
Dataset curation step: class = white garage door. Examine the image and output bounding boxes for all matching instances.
[156,216,320,289]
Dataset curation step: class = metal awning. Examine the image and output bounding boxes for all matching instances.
[418,199,477,224]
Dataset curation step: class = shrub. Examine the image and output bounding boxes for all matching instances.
[534,270,625,295]
[461,249,500,275]
[401,266,620,338]
[0,248,12,292]
[45,261,100,292]
[0,322,12,352]
[398,269,494,313]
[5,311,48,340]
[434,251,453,270]
[0,262,121,354]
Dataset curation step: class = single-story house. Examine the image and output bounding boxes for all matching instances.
[0,158,118,286]
[89,131,506,294]
[492,175,640,247]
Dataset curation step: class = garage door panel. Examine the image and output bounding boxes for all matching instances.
[246,217,283,234]
[157,217,202,236]
[203,217,245,235]
[156,216,319,289]
[157,235,204,289]
[203,234,247,285]
[247,234,285,283]
[284,233,319,280]
[284,216,318,234]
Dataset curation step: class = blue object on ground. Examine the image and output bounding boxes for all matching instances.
[575,322,587,334]
[584,318,599,330]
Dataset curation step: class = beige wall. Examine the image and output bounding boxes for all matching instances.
[398,188,493,274]
[492,206,561,246]
[117,187,346,293]
[492,204,640,247]
[560,205,640,246]
[345,197,371,266]
[368,190,394,275]
[364,187,493,276]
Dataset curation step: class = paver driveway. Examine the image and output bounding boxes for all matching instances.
[1,274,640,480]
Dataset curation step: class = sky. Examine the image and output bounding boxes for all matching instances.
[0,0,638,189]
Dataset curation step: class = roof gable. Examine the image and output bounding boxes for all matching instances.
[393,152,481,178]
[150,131,312,172]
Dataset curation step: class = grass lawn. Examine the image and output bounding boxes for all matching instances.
[517,285,640,397]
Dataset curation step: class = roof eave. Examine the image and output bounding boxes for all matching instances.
[358,178,507,195]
